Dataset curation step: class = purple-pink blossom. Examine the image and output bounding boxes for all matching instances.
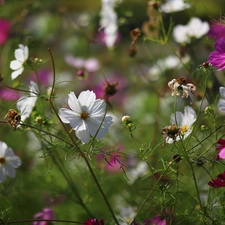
[208,37,225,71]
[208,22,225,40]
[143,216,166,225]
[208,171,225,188]
[0,18,10,45]
[33,208,55,225]
[84,218,104,225]
[216,139,225,160]
[0,88,20,101]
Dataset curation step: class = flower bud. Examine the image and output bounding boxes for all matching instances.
[122,115,133,126]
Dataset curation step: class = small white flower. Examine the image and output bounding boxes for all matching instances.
[100,0,118,48]
[160,0,191,13]
[173,17,210,44]
[218,87,225,111]
[10,44,29,80]
[148,55,190,81]
[17,81,39,122]
[59,90,113,144]
[168,77,196,99]
[0,141,21,183]
[164,106,196,143]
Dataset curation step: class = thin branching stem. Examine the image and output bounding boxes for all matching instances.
[48,49,120,225]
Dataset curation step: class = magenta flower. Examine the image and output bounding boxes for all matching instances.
[84,218,104,225]
[0,18,10,45]
[146,216,166,225]
[33,208,55,225]
[208,171,225,188]
[208,37,225,71]
[216,139,225,160]
[0,88,20,101]
[29,69,52,86]
[208,23,225,40]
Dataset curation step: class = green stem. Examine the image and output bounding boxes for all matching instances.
[48,49,119,225]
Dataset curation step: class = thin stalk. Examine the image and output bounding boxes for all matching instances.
[130,160,175,224]
[48,49,119,225]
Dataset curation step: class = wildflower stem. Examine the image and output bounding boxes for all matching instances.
[131,160,175,224]
[48,48,56,100]
[48,50,119,225]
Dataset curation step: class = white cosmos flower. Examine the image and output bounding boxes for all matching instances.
[58,90,113,144]
[173,17,210,44]
[167,106,196,143]
[0,141,21,183]
[218,87,225,112]
[100,0,118,48]
[17,81,39,122]
[160,0,191,13]
[10,44,29,80]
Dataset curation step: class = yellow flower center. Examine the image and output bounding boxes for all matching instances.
[0,157,5,164]
[181,125,188,133]
[81,111,89,120]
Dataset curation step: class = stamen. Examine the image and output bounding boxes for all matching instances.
[81,111,89,119]
[181,125,188,133]
[0,157,5,164]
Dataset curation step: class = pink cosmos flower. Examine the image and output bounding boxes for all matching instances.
[0,88,20,101]
[143,216,166,225]
[84,218,104,225]
[208,171,225,188]
[0,18,10,45]
[208,22,225,40]
[208,37,225,71]
[29,69,52,86]
[215,139,225,160]
[33,208,55,225]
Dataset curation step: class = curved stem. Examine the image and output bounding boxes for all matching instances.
[48,49,119,225]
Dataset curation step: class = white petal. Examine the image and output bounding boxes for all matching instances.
[10,60,22,70]
[0,166,6,183]
[218,99,225,111]
[58,108,80,124]
[75,129,90,143]
[87,115,113,138]
[0,142,7,157]
[17,95,37,121]
[173,25,189,43]
[170,112,183,126]
[29,81,39,95]
[14,49,25,62]
[4,163,16,178]
[68,92,82,114]
[89,99,105,117]
[78,90,96,108]
[182,106,196,126]
[11,68,24,80]
[220,87,225,99]
[7,156,21,168]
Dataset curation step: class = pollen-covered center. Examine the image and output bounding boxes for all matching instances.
[0,157,5,164]
[81,111,89,120]
[181,125,188,133]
